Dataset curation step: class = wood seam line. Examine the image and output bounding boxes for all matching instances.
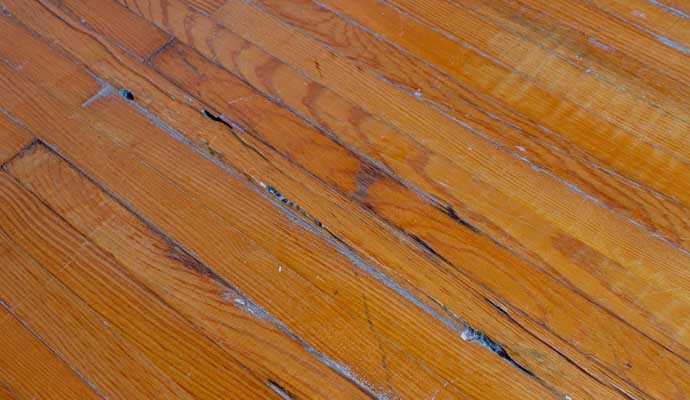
[645,0,690,19]
[0,137,39,170]
[0,299,109,400]
[144,36,177,65]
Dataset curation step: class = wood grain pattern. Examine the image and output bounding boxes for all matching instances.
[149,40,677,400]
[208,0,690,354]
[0,306,102,400]
[0,214,193,399]
[111,3,685,372]
[7,144,372,400]
[250,0,690,254]
[0,23,555,398]
[449,0,690,113]
[180,0,225,14]
[234,0,690,210]
[0,173,275,399]
[0,0,688,397]
[44,0,170,60]
[0,112,32,164]
[0,3,626,396]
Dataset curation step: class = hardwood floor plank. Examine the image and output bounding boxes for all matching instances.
[7,144,373,400]
[40,0,170,60]
[0,306,104,400]
[0,3,634,396]
[0,27,559,399]
[0,112,32,164]
[247,0,690,256]
[0,224,191,399]
[207,0,690,357]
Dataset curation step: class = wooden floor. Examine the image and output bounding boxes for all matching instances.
[0,0,689,398]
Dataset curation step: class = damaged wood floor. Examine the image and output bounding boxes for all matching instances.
[1,0,689,398]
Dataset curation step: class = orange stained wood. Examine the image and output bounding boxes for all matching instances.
[0,0,688,399]
[0,112,32,163]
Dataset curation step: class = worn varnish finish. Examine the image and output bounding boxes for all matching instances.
[0,0,688,399]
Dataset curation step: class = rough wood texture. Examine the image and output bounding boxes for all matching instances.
[0,0,688,398]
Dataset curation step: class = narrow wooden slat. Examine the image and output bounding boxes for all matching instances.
[0,224,191,399]
[0,18,560,398]
[40,0,170,60]
[0,3,631,397]
[0,306,103,400]
[7,144,373,400]
[249,0,690,257]
[0,112,32,164]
